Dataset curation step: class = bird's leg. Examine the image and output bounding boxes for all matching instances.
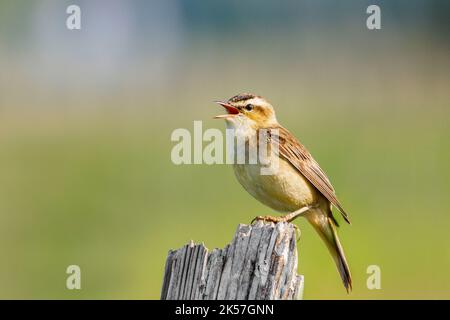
[251,207,310,242]
[251,206,311,224]
[282,206,311,222]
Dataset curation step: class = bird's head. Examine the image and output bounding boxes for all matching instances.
[214,93,278,129]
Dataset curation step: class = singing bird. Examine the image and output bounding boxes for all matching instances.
[214,93,352,292]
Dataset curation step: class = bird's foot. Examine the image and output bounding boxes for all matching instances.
[293,224,301,242]
[251,215,301,242]
[251,215,288,224]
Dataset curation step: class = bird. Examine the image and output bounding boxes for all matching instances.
[214,93,352,292]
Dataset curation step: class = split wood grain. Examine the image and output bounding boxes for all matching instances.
[160,221,303,300]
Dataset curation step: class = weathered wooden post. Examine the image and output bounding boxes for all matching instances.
[160,221,304,300]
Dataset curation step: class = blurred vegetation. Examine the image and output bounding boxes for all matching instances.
[0,1,449,299]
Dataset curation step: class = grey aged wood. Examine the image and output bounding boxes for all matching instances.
[160,221,304,300]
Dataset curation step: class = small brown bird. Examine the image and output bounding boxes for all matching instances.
[214,93,352,292]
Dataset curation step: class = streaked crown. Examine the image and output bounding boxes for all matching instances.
[227,93,278,127]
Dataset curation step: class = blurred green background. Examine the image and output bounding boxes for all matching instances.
[0,0,449,299]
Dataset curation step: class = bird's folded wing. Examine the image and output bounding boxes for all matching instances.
[274,126,351,224]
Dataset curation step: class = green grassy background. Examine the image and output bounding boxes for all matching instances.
[0,1,449,299]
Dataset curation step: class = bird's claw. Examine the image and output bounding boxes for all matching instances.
[251,215,284,224]
[251,215,301,241]
[293,224,301,242]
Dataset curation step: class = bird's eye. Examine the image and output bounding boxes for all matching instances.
[245,104,254,111]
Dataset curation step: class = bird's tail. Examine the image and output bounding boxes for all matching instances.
[306,208,352,292]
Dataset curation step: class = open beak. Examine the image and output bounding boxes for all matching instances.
[214,101,239,119]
